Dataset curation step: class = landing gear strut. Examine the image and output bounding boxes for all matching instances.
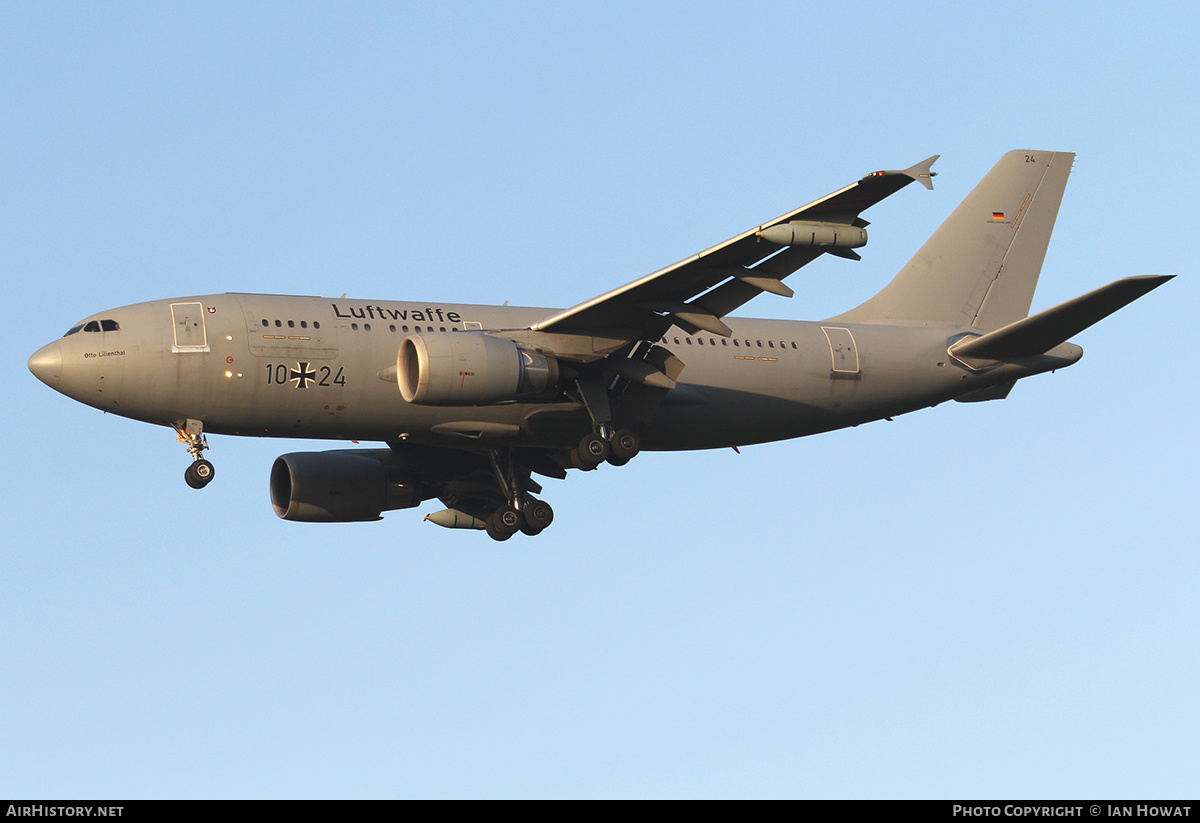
[175,418,215,489]
[484,450,555,541]
[569,374,642,470]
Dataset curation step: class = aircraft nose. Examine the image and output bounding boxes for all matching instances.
[28,341,63,390]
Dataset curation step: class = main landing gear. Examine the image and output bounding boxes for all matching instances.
[483,450,555,542]
[484,498,554,542]
[568,373,641,471]
[175,418,216,489]
[569,427,641,471]
[479,426,640,541]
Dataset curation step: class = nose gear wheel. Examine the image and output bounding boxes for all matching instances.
[175,419,215,489]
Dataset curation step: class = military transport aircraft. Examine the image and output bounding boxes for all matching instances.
[28,150,1170,540]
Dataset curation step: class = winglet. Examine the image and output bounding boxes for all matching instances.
[902,154,939,190]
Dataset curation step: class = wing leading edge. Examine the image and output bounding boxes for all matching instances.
[529,155,938,338]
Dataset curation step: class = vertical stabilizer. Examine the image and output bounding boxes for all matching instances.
[830,150,1074,329]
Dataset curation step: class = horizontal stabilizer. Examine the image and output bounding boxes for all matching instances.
[951,275,1173,361]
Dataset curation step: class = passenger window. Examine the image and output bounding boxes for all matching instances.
[733,339,739,347]
[364,323,371,331]
[313,321,320,330]
[389,325,396,332]
[300,321,307,329]
[275,320,282,327]
[351,323,359,330]
[261,319,268,327]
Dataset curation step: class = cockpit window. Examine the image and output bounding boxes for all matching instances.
[67,321,120,335]
[68,319,120,335]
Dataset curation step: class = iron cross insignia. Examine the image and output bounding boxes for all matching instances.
[290,362,317,389]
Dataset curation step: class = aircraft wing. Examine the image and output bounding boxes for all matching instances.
[529,155,938,338]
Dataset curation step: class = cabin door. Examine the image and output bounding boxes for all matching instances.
[821,326,860,375]
[171,302,210,352]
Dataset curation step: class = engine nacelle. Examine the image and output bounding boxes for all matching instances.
[397,332,559,405]
[270,450,421,522]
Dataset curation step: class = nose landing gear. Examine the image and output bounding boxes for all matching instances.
[175,418,215,489]
[184,459,215,489]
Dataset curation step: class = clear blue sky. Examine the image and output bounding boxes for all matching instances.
[2,1,1195,798]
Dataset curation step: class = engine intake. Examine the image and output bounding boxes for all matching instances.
[398,332,559,405]
[270,450,421,522]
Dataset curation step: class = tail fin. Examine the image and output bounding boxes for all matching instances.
[830,150,1074,329]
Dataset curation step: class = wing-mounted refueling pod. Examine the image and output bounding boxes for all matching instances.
[756,221,869,260]
[752,155,937,260]
[425,508,487,530]
[755,221,868,248]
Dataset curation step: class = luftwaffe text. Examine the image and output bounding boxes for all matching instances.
[331,303,462,323]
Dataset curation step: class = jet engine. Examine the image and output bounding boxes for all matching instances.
[397,332,559,405]
[270,450,422,522]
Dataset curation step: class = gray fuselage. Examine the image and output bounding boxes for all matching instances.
[30,292,1080,452]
